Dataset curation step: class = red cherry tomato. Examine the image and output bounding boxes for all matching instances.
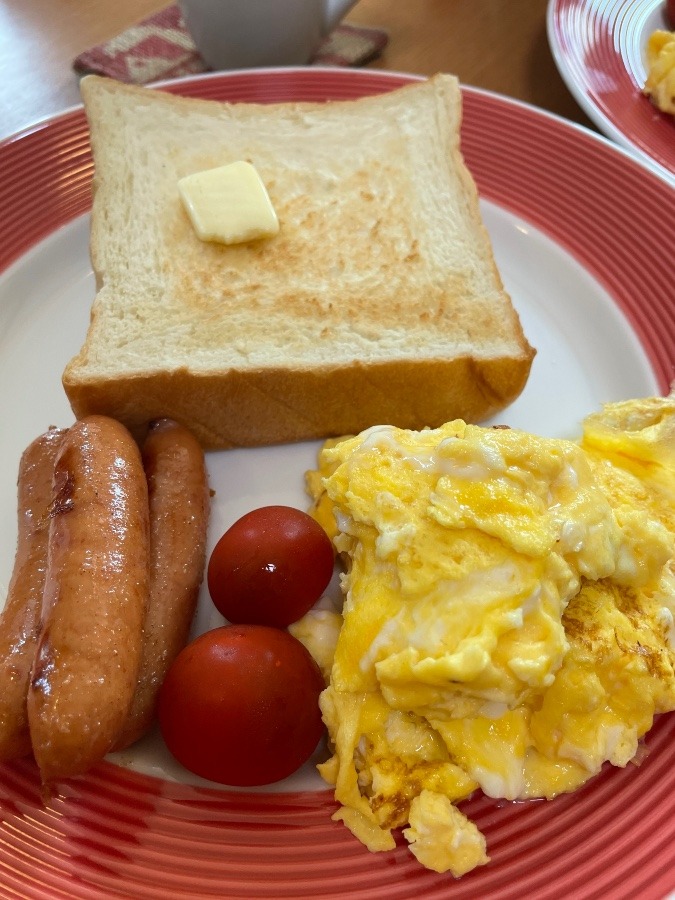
[668,0,675,28]
[207,505,334,628]
[158,624,325,786]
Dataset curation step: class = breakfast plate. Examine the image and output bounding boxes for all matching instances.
[547,0,675,183]
[1,67,675,899]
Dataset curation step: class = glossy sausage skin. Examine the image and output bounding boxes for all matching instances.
[27,415,150,783]
[115,418,209,750]
[0,428,66,762]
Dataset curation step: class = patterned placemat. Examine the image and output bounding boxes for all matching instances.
[73,5,388,85]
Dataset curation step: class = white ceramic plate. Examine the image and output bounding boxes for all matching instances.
[1,68,674,899]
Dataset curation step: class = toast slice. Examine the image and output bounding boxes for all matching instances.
[63,74,535,449]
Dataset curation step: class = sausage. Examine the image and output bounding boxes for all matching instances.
[27,416,150,783]
[115,418,209,750]
[0,428,66,762]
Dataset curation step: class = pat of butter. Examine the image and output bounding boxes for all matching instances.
[178,161,279,245]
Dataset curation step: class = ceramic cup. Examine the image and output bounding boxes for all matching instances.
[178,0,357,70]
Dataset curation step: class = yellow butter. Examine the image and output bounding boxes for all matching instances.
[178,160,279,244]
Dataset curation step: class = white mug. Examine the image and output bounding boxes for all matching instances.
[178,0,359,70]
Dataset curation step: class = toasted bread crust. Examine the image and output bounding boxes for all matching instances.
[64,355,531,449]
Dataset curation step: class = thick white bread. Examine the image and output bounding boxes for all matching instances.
[63,74,535,449]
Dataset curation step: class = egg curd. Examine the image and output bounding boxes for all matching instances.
[301,394,675,877]
[643,30,675,115]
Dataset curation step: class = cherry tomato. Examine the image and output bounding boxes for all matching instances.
[207,505,334,628]
[158,624,325,786]
[668,0,675,28]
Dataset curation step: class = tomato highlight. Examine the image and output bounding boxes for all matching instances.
[207,505,334,628]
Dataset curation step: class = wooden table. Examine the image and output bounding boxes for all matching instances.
[0,0,594,142]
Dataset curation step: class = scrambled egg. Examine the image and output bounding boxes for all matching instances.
[300,394,675,877]
[643,30,675,115]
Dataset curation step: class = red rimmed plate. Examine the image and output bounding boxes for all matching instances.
[547,0,675,183]
[1,68,675,900]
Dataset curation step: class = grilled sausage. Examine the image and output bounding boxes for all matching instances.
[0,428,66,762]
[115,418,209,750]
[27,416,150,783]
